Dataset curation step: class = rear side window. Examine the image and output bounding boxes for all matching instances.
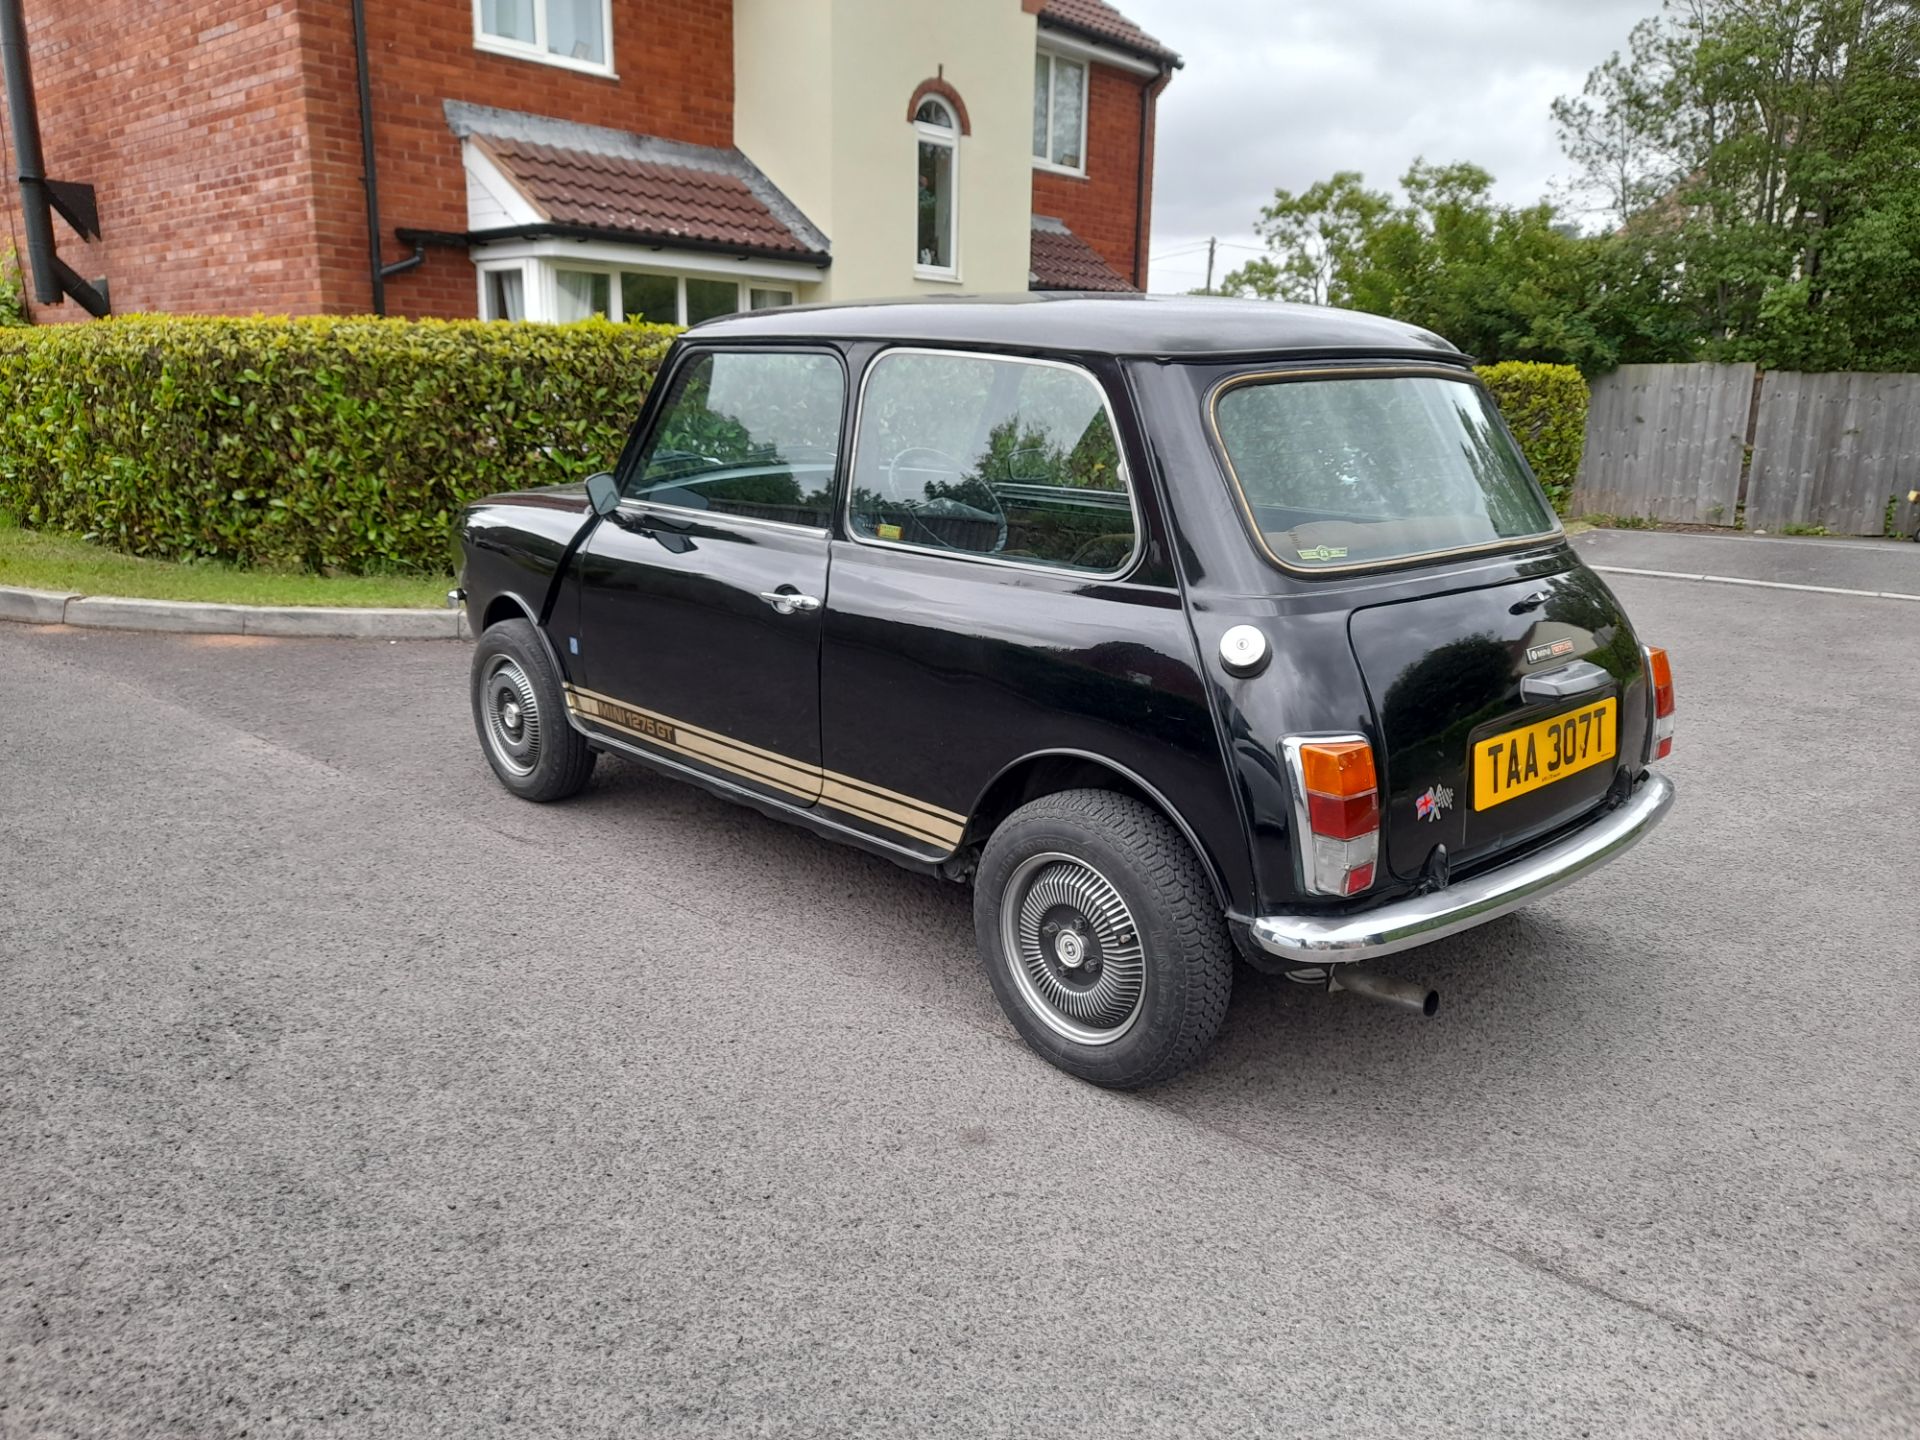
[627,350,844,528]
[849,350,1137,575]
[1212,372,1559,571]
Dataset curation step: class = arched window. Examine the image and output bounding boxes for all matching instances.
[913,97,959,279]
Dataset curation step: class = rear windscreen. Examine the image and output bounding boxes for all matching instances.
[1212,373,1560,571]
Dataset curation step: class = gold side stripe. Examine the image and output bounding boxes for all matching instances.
[569,684,812,770]
[564,685,964,849]
[567,683,965,826]
[567,693,820,803]
[820,767,966,826]
[819,780,964,848]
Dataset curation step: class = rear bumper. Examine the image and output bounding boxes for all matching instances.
[1248,771,1675,964]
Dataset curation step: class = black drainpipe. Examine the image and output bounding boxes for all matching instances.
[0,0,108,315]
[1131,63,1167,292]
[349,0,423,313]
[350,0,387,314]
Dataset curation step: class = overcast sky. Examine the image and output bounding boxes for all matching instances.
[1118,0,1656,293]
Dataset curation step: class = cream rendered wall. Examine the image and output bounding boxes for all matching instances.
[733,0,836,244]
[734,0,1039,302]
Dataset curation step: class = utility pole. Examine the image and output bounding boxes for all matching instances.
[1204,236,1216,295]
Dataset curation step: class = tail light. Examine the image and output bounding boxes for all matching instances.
[1644,645,1675,760]
[1283,736,1379,897]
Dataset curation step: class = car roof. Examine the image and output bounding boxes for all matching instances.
[690,292,1468,363]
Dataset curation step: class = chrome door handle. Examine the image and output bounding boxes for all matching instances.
[1520,658,1610,703]
[757,590,821,616]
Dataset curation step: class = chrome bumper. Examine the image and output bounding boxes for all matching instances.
[1249,771,1675,964]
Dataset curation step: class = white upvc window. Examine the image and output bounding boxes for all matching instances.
[473,0,614,78]
[483,259,794,325]
[478,263,529,321]
[913,98,960,282]
[1033,50,1088,175]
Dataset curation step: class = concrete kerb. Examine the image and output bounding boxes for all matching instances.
[0,586,469,639]
[0,586,80,625]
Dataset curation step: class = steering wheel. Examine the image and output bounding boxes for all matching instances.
[884,446,1009,554]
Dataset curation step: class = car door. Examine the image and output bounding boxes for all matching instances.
[570,346,846,808]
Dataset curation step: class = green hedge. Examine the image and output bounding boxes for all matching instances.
[0,315,674,574]
[0,318,1591,575]
[1475,361,1588,514]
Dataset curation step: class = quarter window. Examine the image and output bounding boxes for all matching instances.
[1033,52,1087,172]
[914,99,959,278]
[626,352,845,529]
[474,0,612,73]
[851,351,1135,574]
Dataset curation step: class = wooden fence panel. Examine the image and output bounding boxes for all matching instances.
[1747,371,1920,536]
[1572,363,1755,525]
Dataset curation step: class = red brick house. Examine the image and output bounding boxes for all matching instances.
[0,0,1178,324]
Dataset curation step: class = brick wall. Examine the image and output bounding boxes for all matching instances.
[0,0,324,322]
[1029,60,1160,288]
[317,0,736,318]
[0,0,734,321]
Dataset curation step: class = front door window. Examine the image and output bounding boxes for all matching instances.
[628,350,845,529]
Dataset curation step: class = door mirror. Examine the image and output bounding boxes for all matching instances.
[585,471,621,517]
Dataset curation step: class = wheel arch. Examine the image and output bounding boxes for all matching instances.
[961,750,1230,911]
[480,591,539,631]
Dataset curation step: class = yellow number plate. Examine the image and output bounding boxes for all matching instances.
[1472,698,1617,811]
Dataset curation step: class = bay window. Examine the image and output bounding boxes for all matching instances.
[478,258,797,325]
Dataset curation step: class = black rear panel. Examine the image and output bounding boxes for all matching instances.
[1348,564,1647,879]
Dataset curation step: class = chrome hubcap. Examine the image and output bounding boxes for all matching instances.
[1000,851,1146,1046]
[481,655,541,778]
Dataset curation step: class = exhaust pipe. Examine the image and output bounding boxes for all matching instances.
[1330,966,1439,1017]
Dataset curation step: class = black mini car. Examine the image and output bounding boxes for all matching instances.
[457,295,1676,1088]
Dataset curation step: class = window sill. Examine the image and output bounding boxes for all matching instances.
[472,35,617,80]
[1033,159,1088,180]
[914,267,964,284]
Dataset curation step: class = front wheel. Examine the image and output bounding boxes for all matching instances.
[973,790,1233,1088]
[469,618,596,802]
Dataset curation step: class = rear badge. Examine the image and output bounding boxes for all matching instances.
[1415,784,1454,823]
[1296,544,1349,562]
[1526,637,1577,664]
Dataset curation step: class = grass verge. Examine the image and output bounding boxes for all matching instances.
[0,514,451,609]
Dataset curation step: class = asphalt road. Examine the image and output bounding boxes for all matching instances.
[1574,525,1920,595]
[4,560,1917,1438]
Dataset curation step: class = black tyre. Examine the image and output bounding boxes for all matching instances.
[973,789,1233,1088]
[470,618,596,802]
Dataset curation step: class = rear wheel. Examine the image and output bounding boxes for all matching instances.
[974,789,1233,1088]
[470,618,595,802]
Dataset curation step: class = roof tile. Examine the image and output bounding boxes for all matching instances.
[1029,217,1137,292]
[478,135,822,259]
[1039,0,1180,65]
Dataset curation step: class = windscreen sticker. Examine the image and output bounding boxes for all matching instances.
[1296,545,1349,562]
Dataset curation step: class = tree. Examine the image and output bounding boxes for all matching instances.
[1214,172,1393,305]
[1219,0,1920,374]
[1555,0,1920,370]
[1219,161,1644,370]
